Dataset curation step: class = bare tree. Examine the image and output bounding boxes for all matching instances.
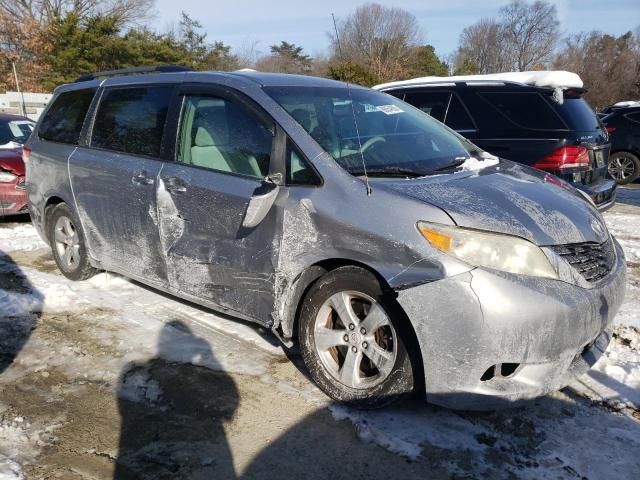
[500,0,559,71]
[331,3,423,82]
[0,0,155,25]
[555,31,640,110]
[453,17,513,74]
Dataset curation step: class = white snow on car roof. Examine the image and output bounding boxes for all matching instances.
[613,100,640,107]
[374,70,584,91]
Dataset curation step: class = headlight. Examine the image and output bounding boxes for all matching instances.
[0,171,17,183]
[418,222,558,279]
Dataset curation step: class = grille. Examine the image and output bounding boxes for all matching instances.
[553,240,615,283]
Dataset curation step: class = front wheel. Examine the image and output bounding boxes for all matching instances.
[48,203,98,281]
[608,151,640,184]
[298,266,415,408]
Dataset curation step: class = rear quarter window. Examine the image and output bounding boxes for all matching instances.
[625,112,640,125]
[554,97,601,131]
[38,89,96,144]
[479,92,567,130]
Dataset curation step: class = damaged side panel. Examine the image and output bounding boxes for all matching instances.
[156,163,280,325]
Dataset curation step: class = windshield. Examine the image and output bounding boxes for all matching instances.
[264,86,476,176]
[0,119,34,147]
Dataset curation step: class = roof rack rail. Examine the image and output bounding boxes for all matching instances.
[75,65,193,83]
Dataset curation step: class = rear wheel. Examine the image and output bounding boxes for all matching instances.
[48,203,98,281]
[298,266,414,408]
[608,152,640,184]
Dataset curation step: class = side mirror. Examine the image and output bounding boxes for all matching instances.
[265,172,283,186]
[241,177,281,229]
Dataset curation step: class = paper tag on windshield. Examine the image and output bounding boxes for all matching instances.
[376,105,404,115]
[8,122,24,137]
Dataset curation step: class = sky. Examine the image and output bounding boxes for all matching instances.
[152,0,640,59]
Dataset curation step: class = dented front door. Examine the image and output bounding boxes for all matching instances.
[157,91,280,324]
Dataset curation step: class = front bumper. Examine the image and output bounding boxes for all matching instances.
[396,239,626,410]
[0,177,27,216]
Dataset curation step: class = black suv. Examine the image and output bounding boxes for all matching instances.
[601,106,640,184]
[375,79,616,210]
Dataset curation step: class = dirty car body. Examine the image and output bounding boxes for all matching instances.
[25,70,626,409]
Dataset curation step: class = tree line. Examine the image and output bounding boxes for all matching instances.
[1,0,639,110]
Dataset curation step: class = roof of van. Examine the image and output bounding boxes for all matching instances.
[373,71,584,91]
[69,68,357,90]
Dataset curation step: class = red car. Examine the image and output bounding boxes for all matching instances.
[0,113,34,217]
[0,149,27,216]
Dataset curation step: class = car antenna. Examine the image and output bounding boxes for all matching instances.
[332,13,372,196]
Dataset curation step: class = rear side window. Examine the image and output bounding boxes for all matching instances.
[39,89,96,144]
[554,97,600,131]
[403,91,449,122]
[92,86,173,157]
[479,92,566,130]
[625,112,640,125]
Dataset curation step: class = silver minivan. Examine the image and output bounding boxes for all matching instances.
[25,67,626,409]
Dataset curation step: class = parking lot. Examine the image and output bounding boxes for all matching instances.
[0,186,637,479]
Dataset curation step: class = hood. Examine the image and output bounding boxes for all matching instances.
[378,160,608,246]
[0,149,25,176]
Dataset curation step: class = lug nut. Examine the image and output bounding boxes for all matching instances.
[349,324,355,331]
[343,334,349,342]
[360,327,366,334]
[351,346,357,353]
[362,342,368,349]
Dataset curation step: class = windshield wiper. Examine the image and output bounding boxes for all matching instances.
[349,166,427,178]
[428,157,469,173]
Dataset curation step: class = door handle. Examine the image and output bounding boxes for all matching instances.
[165,177,187,193]
[132,170,154,186]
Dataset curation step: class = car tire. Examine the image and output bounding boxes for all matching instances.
[608,151,640,184]
[47,203,98,281]
[298,266,415,409]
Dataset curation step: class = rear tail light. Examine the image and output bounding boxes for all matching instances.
[605,126,616,133]
[533,146,590,172]
[22,146,31,163]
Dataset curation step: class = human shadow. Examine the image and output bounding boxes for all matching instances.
[114,320,239,479]
[0,249,42,374]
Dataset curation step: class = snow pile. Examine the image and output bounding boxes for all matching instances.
[571,327,640,410]
[0,417,43,480]
[375,71,583,91]
[458,151,500,172]
[0,224,45,253]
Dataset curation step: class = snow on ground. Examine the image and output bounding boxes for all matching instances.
[0,187,639,479]
[0,221,44,254]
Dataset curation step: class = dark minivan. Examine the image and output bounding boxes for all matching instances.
[375,72,617,210]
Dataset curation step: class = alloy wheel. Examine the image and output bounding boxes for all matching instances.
[313,291,397,389]
[608,156,636,181]
[53,215,80,271]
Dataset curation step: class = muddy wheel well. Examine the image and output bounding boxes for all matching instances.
[286,259,425,397]
[43,196,66,242]
[286,259,393,337]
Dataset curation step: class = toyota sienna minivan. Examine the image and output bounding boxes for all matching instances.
[25,67,626,409]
